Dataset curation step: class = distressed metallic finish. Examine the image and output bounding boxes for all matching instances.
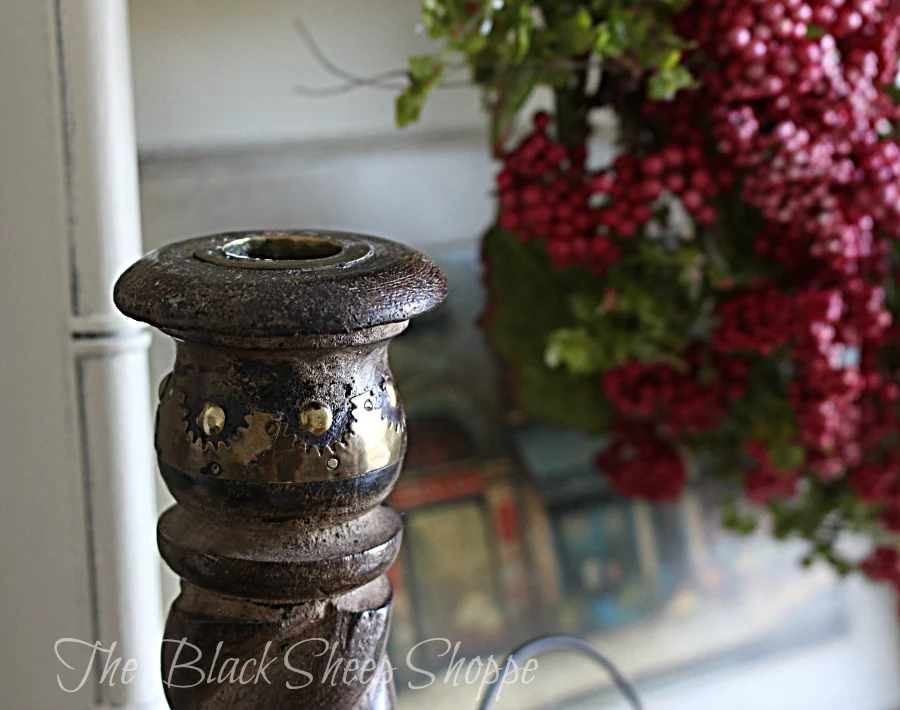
[300,401,334,435]
[196,402,226,437]
[157,384,406,484]
[114,229,446,709]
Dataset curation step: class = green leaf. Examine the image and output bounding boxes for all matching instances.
[883,82,900,105]
[594,22,611,53]
[489,68,538,150]
[721,499,759,535]
[396,89,426,127]
[482,228,613,433]
[648,65,697,100]
[771,443,805,472]
[546,328,597,374]
[517,362,616,433]
[806,24,827,39]
[558,7,596,54]
[593,21,627,58]
[627,7,653,46]
[396,55,444,127]
[421,0,448,33]
[512,5,533,63]
[659,48,682,71]
[408,54,443,83]
[659,0,693,10]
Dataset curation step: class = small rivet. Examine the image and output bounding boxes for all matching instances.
[197,403,226,437]
[300,402,333,435]
[326,457,339,471]
[158,373,171,400]
[364,399,375,411]
[385,379,398,408]
[209,462,222,476]
[265,421,279,436]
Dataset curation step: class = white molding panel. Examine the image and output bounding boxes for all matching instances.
[0,1,164,707]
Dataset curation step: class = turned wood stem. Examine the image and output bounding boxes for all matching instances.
[114,230,447,709]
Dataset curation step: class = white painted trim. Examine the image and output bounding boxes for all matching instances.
[56,2,164,707]
[57,0,147,321]
[0,1,163,707]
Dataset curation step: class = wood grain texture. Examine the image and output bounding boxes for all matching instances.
[115,230,445,708]
[114,230,448,338]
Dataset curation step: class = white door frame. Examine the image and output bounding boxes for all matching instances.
[0,1,163,708]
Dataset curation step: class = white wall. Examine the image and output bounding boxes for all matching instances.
[130,0,485,152]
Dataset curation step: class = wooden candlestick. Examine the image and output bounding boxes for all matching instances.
[115,230,446,709]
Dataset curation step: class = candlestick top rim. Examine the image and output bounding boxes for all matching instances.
[114,229,448,339]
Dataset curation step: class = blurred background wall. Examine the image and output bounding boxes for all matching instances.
[130,0,513,258]
[130,0,485,151]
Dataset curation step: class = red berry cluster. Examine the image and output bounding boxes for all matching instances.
[602,352,749,438]
[744,440,803,504]
[596,423,688,501]
[495,107,735,274]
[669,0,900,585]
[714,287,794,355]
[496,113,621,276]
[676,0,900,583]
[492,0,900,587]
[861,546,900,600]
[596,140,729,232]
[849,447,900,532]
[599,351,749,498]
[603,361,727,436]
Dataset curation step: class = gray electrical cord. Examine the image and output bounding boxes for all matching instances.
[478,634,645,710]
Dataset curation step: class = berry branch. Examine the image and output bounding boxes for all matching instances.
[401,0,900,604]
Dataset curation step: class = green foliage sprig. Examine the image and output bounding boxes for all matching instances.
[398,0,697,148]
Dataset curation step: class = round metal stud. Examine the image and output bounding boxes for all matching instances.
[300,402,333,435]
[385,379,398,408]
[197,403,226,437]
[364,399,374,411]
[326,457,340,471]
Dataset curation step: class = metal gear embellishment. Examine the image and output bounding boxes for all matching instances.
[176,392,254,453]
[156,380,405,483]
